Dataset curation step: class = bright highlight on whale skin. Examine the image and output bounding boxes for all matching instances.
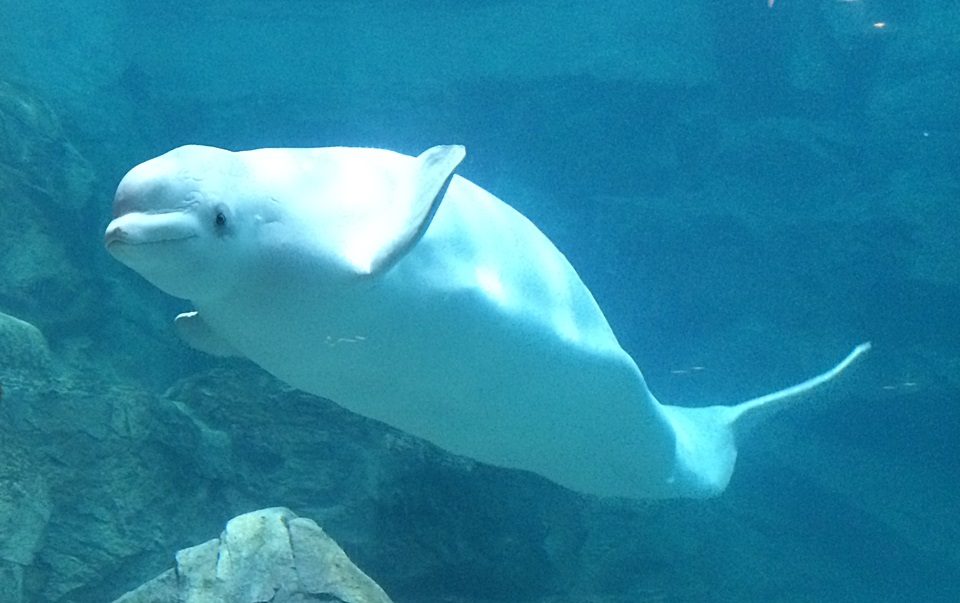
[104,143,869,500]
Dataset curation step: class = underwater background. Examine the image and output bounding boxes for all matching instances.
[0,0,957,601]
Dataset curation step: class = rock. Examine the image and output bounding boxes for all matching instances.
[0,435,52,603]
[0,370,234,603]
[0,311,52,374]
[0,468,49,567]
[0,82,98,336]
[0,312,54,603]
[113,507,392,603]
[0,80,95,212]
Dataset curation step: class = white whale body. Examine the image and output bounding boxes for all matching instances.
[104,144,869,499]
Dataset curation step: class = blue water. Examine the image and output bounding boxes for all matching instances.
[0,1,957,601]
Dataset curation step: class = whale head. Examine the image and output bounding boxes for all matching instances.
[104,145,264,302]
[106,143,467,303]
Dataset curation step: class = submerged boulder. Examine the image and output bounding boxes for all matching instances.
[0,80,95,209]
[113,507,392,603]
[0,310,51,374]
[0,81,98,335]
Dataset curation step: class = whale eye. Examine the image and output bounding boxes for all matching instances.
[215,212,226,227]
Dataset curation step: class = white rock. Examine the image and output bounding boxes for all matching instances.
[113,507,392,603]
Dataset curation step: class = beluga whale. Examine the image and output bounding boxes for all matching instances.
[104,143,869,500]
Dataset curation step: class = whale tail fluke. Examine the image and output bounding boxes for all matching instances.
[659,343,871,499]
[727,342,872,437]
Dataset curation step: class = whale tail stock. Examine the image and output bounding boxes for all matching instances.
[658,342,871,498]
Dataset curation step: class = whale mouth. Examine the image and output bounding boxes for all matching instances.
[104,211,199,251]
[104,229,197,249]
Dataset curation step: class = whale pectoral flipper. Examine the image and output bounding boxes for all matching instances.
[364,144,466,275]
[174,311,240,357]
